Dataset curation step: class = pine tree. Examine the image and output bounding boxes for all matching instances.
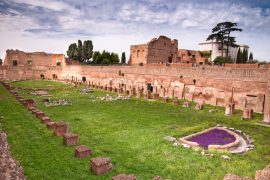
[249,52,253,60]
[236,48,243,64]
[121,52,126,64]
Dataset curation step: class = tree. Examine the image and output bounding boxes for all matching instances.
[83,40,93,61]
[242,48,248,63]
[67,40,93,63]
[207,22,242,57]
[0,58,2,65]
[213,56,233,65]
[121,52,126,64]
[236,48,243,64]
[67,43,79,60]
[249,52,253,60]
[93,51,101,64]
[77,40,83,62]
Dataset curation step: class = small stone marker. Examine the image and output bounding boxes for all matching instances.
[91,157,113,176]
[54,121,68,136]
[31,109,39,115]
[63,133,79,146]
[47,122,55,130]
[242,108,253,119]
[25,99,35,108]
[172,99,179,105]
[163,97,169,103]
[152,176,163,180]
[225,103,234,115]
[221,155,231,161]
[41,116,51,124]
[75,145,92,158]
[112,173,136,180]
[183,101,190,108]
[36,111,45,119]
[28,106,36,111]
[195,102,203,110]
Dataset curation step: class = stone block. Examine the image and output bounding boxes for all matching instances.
[152,176,163,180]
[242,108,253,119]
[25,99,35,108]
[41,116,51,124]
[112,173,136,180]
[172,99,179,105]
[36,111,45,119]
[195,102,203,110]
[28,106,36,111]
[183,101,190,108]
[75,145,92,158]
[63,133,79,146]
[163,97,169,103]
[31,109,39,115]
[54,121,68,136]
[91,157,113,176]
[47,122,55,130]
[225,103,235,116]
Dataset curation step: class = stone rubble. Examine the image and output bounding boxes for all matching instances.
[44,99,72,107]
[0,129,26,180]
[90,94,131,102]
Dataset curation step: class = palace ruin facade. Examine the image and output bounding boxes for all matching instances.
[0,36,270,123]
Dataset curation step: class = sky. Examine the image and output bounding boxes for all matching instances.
[0,0,270,61]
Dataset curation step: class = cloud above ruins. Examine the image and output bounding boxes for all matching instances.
[0,0,269,60]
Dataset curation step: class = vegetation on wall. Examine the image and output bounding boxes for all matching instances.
[200,51,212,58]
[206,22,242,58]
[66,40,93,63]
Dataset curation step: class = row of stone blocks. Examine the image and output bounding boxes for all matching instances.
[3,84,117,176]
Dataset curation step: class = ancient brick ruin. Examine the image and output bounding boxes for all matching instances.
[0,36,270,123]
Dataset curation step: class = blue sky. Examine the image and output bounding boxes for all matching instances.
[0,0,270,61]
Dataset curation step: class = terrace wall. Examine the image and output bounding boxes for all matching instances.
[1,49,270,117]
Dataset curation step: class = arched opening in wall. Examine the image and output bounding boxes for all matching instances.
[147,83,153,92]
[56,60,61,66]
[82,77,86,82]
[139,63,143,66]
[40,74,45,80]
[12,60,17,66]
[137,50,141,57]
[53,74,57,79]
[193,79,196,85]
[168,56,172,63]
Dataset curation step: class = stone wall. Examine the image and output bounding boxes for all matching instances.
[2,49,270,117]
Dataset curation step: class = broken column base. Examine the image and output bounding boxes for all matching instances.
[242,108,253,120]
[90,157,113,176]
[225,103,235,116]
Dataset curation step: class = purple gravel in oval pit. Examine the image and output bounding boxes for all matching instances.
[187,128,236,149]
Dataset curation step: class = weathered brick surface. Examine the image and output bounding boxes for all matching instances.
[75,145,92,158]
[63,133,78,146]
[54,121,68,136]
[91,157,113,175]
[41,116,51,124]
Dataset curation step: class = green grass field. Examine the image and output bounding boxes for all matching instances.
[0,80,269,180]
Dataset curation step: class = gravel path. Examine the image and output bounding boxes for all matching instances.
[0,129,26,180]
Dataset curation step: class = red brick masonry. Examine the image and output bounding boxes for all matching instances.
[91,157,113,176]
[75,145,92,158]
[63,133,78,146]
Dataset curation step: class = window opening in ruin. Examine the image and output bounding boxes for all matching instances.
[56,60,61,66]
[40,74,45,80]
[139,63,143,66]
[193,79,196,85]
[27,60,32,66]
[147,83,153,92]
[168,56,172,63]
[53,74,57,79]
[12,60,17,66]
[82,77,86,82]
[119,70,121,76]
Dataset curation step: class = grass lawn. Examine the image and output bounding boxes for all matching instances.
[0,80,269,180]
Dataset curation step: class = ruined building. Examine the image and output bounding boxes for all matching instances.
[0,36,269,124]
